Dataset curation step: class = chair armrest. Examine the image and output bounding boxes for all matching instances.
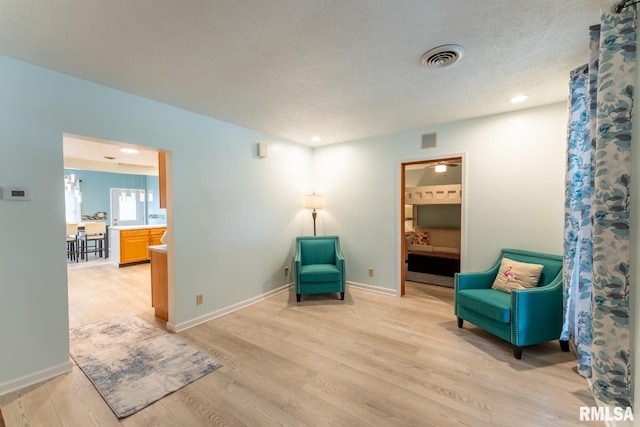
[294,243,302,283]
[334,241,345,283]
[511,277,563,346]
[455,269,498,291]
[455,255,502,291]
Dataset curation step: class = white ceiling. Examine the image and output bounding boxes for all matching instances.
[0,0,613,148]
[63,134,159,174]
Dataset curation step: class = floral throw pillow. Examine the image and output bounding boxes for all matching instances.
[410,231,430,245]
[491,258,544,293]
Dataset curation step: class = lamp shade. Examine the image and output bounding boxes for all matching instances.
[304,193,323,209]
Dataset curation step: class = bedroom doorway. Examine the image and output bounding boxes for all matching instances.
[401,156,463,296]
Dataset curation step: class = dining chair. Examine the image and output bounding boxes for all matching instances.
[80,222,107,261]
[66,223,79,262]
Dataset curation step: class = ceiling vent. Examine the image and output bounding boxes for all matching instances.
[419,44,465,69]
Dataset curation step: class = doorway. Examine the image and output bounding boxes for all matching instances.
[401,156,463,296]
[63,134,172,328]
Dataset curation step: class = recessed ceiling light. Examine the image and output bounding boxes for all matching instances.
[120,148,139,154]
[311,136,321,142]
[509,95,530,104]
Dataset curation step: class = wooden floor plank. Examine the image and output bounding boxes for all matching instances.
[0,384,63,427]
[44,366,121,427]
[0,264,598,426]
[120,400,184,427]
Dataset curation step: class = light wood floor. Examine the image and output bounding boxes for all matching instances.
[0,262,597,426]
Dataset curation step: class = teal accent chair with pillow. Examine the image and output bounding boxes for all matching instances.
[295,236,345,302]
[455,248,569,359]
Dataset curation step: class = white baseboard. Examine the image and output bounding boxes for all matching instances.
[168,281,398,333]
[0,360,72,397]
[347,281,399,296]
[169,283,294,332]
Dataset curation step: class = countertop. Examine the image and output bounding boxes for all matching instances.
[148,244,167,253]
[110,224,167,231]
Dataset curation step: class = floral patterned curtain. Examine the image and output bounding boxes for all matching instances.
[563,8,635,408]
[563,59,593,379]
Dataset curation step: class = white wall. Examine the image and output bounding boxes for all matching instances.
[313,102,568,292]
[0,55,312,392]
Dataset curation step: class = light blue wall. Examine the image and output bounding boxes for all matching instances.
[63,169,165,225]
[145,175,166,225]
[313,103,568,291]
[0,55,311,391]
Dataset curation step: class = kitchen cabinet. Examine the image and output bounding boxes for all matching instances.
[150,227,165,247]
[110,225,167,267]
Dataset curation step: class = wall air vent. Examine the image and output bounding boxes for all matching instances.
[421,132,437,149]
[419,44,465,69]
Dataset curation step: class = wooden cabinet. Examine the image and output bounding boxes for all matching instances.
[150,248,168,321]
[120,230,153,264]
[115,227,167,266]
[150,228,165,246]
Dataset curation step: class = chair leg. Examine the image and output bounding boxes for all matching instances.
[512,345,523,359]
[296,294,301,302]
[560,340,570,352]
[457,317,463,328]
[340,292,344,300]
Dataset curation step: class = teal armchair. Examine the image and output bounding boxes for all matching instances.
[294,236,345,302]
[455,248,569,359]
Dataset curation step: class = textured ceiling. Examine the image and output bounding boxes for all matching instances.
[0,0,613,146]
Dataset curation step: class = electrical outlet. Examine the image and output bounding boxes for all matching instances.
[285,267,289,276]
[196,294,203,305]
[368,268,374,277]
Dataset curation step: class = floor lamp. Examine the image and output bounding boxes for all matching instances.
[305,193,323,236]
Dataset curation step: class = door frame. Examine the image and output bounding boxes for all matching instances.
[400,153,466,296]
[63,136,174,325]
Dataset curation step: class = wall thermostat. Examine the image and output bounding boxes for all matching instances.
[1,187,32,201]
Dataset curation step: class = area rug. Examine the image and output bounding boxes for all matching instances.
[69,314,221,418]
[405,270,454,288]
